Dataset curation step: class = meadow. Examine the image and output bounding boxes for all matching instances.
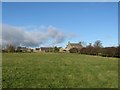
[2,53,118,88]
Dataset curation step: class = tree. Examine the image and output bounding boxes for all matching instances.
[80,47,87,54]
[86,43,95,55]
[6,44,16,53]
[94,40,102,48]
[118,45,120,58]
[69,48,78,53]
[93,40,102,55]
[53,46,59,52]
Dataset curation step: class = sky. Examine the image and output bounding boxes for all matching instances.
[2,2,118,48]
[2,0,120,2]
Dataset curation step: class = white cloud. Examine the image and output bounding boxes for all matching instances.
[1,24,75,47]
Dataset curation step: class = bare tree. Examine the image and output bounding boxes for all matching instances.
[94,40,102,48]
[6,44,16,53]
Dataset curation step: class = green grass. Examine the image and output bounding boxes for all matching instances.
[2,53,118,88]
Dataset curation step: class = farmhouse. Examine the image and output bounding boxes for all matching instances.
[16,46,27,52]
[66,41,83,50]
[16,46,33,52]
[40,47,53,52]
[34,48,40,52]
[59,41,83,53]
[34,47,54,52]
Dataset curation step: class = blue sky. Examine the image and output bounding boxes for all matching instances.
[2,2,118,48]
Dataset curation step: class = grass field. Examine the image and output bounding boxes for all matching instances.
[2,53,118,88]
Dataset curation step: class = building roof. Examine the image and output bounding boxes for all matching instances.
[69,43,82,47]
[40,47,53,50]
[68,42,83,48]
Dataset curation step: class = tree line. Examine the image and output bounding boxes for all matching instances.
[2,40,120,58]
[69,40,120,58]
[2,44,60,53]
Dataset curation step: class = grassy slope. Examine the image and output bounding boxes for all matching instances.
[2,53,118,88]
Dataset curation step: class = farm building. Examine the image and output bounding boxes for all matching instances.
[59,41,83,53]
[40,47,54,52]
[16,46,27,52]
[16,46,33,52]
[34,48,41,52]
[34,47,54,52]
[65,41,83,50]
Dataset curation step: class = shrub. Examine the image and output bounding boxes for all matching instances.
[69,48,78,53]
